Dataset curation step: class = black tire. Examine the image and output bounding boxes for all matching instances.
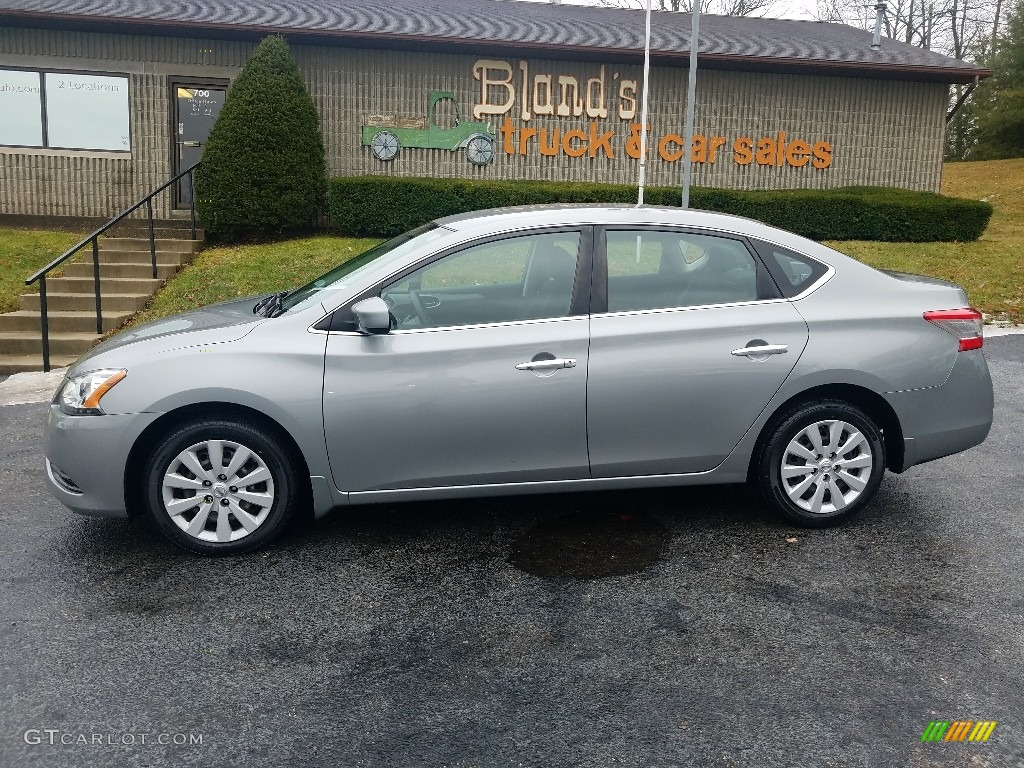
[143,418,298,555]
[755,400,886,527]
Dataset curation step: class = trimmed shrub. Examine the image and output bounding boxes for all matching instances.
[196,36,326,241]
[327,176,992,242]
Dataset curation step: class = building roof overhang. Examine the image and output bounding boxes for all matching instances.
[0,0,992,84]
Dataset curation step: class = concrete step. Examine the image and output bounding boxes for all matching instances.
[0,221,204,372]
[63,262,178,280]
[20,292,151,313]
[111,227,204,240]
[99,237,203,253]
[109,214,199,228]
[0,310,130,334]
[0,331,98,356]
[96,250,193,266]
[46,276,164,294]
[0,354,79,375]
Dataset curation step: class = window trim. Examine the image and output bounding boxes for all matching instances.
[593,225,781,316]
[587,297,792,321]
[315,225,594,334]
[0,65,133,153]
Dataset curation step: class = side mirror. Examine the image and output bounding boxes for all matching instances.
[351,297,391,335]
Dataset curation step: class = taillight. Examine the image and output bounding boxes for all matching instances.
[924,308,984,351]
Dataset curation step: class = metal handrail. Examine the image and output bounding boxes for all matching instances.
[25,163,200,372]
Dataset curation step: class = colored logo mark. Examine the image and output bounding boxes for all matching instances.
[921,721,998,742]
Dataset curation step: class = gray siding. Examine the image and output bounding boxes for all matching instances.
[1,26,948,220]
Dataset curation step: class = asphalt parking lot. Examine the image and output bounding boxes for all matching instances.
[1,338,1022,768]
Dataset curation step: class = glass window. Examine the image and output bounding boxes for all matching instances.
[754,243,829,298]
[382,231,580,330]
[0,70,43,147]
[605,230,759,312]
[0,69,131,151]
[44,72,130,151]
[280,224,445,314]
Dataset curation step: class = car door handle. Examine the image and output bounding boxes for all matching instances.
[731,344,788,357]
[515,358,577,371]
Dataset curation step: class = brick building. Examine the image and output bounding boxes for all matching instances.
[0,0,988,222]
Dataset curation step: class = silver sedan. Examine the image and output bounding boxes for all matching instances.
[43,206,993,554]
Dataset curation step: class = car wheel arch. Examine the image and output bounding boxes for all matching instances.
[748,383,905,481]
[123,402,313,522]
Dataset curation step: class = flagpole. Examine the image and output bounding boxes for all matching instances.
[681,0,700,208]
[636,0,652,206]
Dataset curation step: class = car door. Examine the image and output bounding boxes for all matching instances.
[323,228,592,493]
[587,227,809,477]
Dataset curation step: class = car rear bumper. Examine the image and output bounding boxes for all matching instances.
[43,405,161,518]
[885,350,994,472]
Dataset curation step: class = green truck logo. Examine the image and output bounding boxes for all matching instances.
[361,90,495,166]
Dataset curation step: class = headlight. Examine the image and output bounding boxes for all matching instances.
[56,369,127,415]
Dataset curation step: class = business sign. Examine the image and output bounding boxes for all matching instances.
[471,59,832,169]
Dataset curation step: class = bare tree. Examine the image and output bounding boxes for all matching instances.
[991,0,1003,54]
[718,0,781,14]
[597,0,780,16]
[588,0,1007,160]
[595,0,1001,52]
[812,0,1006,160]
[814,0,1003,57]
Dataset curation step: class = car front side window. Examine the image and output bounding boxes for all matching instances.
[381,231,581,330]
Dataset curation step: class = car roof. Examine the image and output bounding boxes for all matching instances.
[435,204,799,245]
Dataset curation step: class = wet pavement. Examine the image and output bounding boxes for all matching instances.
[1,338,1022,767]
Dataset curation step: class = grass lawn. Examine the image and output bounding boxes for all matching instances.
[0,227,85,314]
[5,159,1021,330]
[828,158,1024,322]
[127,234,382,328]
[136,160,1018,326]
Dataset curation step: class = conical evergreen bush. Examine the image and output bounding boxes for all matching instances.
[196,36,326,241]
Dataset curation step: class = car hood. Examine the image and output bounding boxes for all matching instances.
[73,296,266,371]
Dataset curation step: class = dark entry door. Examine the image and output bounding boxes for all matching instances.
[172,82,227,207]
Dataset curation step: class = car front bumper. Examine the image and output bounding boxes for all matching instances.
[43,405,162,518]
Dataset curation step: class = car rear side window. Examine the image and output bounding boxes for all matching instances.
[604,230,760,312]
[752,241,829,298]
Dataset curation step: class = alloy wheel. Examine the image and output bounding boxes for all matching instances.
[160,439,276,543]
[779,419,873,514]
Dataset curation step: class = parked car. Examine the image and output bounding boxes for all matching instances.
[43,205,993,555]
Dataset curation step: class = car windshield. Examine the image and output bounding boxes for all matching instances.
[278,223,447,313]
